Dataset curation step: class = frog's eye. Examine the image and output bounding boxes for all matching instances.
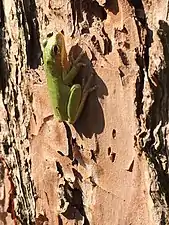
[53,45,58,55]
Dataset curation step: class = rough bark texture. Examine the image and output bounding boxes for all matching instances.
[1,0,169,224]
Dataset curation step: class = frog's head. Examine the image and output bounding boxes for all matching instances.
[43,32,67,68]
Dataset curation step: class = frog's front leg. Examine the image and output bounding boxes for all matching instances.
[67,74,96,124]
[63,51,85,85]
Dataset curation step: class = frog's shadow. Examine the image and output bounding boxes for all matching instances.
[68,45,108,138]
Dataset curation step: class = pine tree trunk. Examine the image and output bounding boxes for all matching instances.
[1,0,169,224]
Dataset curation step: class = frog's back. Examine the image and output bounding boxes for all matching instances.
[47,75,70,122]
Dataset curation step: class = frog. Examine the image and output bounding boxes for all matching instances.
[42,32,96,124]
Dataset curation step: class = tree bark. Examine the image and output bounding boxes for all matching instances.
[0,0,169,224]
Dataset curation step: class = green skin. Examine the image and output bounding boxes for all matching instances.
[43,32,95,124]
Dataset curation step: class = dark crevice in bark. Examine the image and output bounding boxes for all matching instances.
[135,20,169,222]
[0,2,9,95]
[13,87,20,120]
[70,1,112,55]
[104,0,119,15]
[63,122,73,159]
[71,0,109,50]
[160,211,166,225]
[158,20,169,64]
[129,1,146,121]
[144,28,153,73]
[135,50,144,120]
[62,180,90,224]
[2,139,11,155]
[91,35,103,54]
[14,0,41,69]
[0,2,4,32]
[135,10,152,69]
[102,27,112,54]
[132,5,169,218]
[58,215,63,225]
[132,0,153,121]
[70,0,76,37]
[72,188,90,225]
[22,0,41,68]
[82,0,107,27]
[127,0,146,25]
[118,68,125,86]
[130,1,169,220]
[117,49,129,66]
[128,0,153,72]
[0,2,11,130]
[143,21,169,211]
[56,161,64,177]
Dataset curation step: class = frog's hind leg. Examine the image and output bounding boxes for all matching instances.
[67,75,96,124]
[67,84,82,124]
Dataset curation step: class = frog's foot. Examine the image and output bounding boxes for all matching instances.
[69,50,86,73]
[82,72,96,93]
[81,77,86,89]
[80,73,97,108]
[70,49,86,65]
[64,50,86,85]
[82,85,97,102]
[74,62,86,71]
[75,50,86,63]
[85,85,97,93]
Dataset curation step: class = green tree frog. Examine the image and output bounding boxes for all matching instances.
[42,32,95,124]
